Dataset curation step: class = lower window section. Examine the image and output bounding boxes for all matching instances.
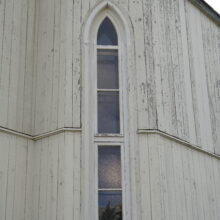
[98,190,122,220]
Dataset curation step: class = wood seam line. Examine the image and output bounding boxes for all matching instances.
[138,129,220,159]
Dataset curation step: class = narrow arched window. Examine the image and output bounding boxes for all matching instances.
[96,17,123,220]
[97,18,120,134]
[83,4,132,219]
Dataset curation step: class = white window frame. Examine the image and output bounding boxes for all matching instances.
[95,143,125,220]
[92,11,125,137]
[95,45,123,135]
[95,14,125,219]
[82,2,133,220]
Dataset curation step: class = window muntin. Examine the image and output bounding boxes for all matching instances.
[98,146,123,220]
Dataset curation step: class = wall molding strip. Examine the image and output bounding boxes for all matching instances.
[138,129,220,159]
[0,126,82,140]
[0,126,219,159]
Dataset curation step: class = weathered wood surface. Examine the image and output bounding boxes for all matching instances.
[0,133,34,220]
[1,131,220,220]
[138,133,220,220]
[0,0,219,153]
[0,0,35,134]
[32,132,81,220]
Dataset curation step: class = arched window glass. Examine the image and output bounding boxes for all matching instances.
[97,18,120,134]
[97,17,118,45]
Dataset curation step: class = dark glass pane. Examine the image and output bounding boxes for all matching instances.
[99,191,123,220]
[98,146,121,188]
[98,92,120,134]
[97,18,118,45]
[98,50,119,89]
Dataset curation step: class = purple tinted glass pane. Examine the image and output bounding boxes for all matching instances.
[99,191,123,220]
[97,50,119,89]
[97,18,118,45]
[98,92,120,134]
[98,146,121,188]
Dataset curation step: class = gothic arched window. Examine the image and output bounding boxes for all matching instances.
[96,17,123,220]
[97,17,120,134]
[83,3,132,220]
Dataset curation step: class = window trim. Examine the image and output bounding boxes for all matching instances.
[82,2,134,220]
[95,28,123,135]
[95,143,125,220]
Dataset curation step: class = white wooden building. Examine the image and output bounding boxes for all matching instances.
[0,0,220,219]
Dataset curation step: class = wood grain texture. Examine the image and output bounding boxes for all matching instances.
[32,132,81,220]
[0,0,219,153]
[0,0,220,219]
[139,133,220,220]
[0,0,35,134]
[0,133,34,220]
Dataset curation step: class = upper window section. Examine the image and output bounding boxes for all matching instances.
[97,49,119,89]
[97,18,118,45]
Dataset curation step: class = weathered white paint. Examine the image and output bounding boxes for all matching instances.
[138,133,220,220]
[0,0,220,219]
[0,0,219,153]
[0,131,220,220]
[32,132,81,220]
[0,133,34,220]
[0,0,35,134]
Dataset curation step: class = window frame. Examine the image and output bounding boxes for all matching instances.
[82,3,133,220]
[94,15,126,220]
[95,142,125,220]
[94,15,125,136]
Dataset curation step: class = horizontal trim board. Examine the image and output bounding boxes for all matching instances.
[138,129,220,159]
[0,126,219,159]
[189,0,220,26]
[0,126,81,140]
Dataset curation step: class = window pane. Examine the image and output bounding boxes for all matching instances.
[98,146,121,188]
[98,92,120,133]
[97,17,118,45]
[97,50,119,89]
[99,191,123,220]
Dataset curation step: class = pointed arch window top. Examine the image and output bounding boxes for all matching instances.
[97,17,118,46]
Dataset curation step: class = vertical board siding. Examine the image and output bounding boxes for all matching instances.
[139,133,220,220]
[1,0,219,154]
[200,13,220,155]
[0,0,35,134]
[0,1,220,219]
[32,132,81,220]
[185,0,214,152]
[149,0,192,140]
[0,133,34,220]
[33,0,81,134]
[142,0,157,129]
